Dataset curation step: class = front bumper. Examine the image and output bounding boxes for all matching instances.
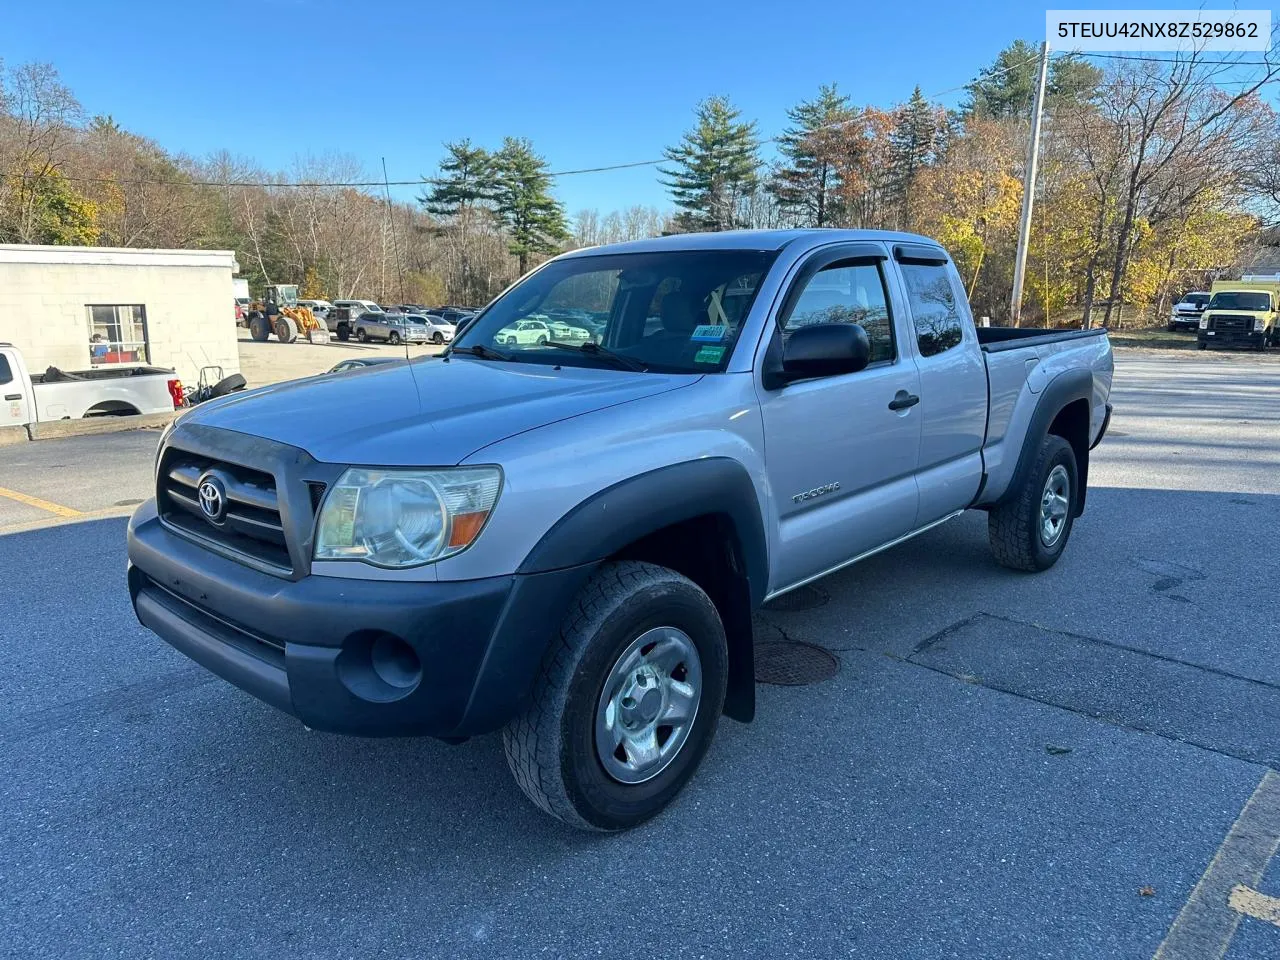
[1199,329,1265,348]
[127,499,594,738]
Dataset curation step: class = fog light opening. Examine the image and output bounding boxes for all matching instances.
[371,633,422,689]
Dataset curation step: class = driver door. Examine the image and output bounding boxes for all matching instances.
[755,245,922,594]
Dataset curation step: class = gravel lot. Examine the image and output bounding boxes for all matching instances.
[1,348,1277,959]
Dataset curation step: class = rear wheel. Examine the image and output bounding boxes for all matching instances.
[988,434,1078,572]
[503,561,728,831]
[248,314,271,342]
[336,324,350,342]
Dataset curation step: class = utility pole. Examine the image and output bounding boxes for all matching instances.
[1010,40,1049,327]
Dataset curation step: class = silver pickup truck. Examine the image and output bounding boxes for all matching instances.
[126,229,1113,830]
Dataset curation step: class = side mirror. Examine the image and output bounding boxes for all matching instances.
[764,323,871,389]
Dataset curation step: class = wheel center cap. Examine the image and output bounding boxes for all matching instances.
[636,688,663,723]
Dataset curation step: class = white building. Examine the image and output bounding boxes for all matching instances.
[0,244,241,386]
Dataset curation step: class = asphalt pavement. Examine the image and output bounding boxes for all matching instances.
[1,348,1278,959]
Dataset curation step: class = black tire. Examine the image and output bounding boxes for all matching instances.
[536,335,547,345]
[988,434,1078,572]
[433,332,444,344]
[207,373,246,399]
[248,315,271,342]
[275,317,298,343]
[505,336,517,345]
[388,331,401,345]
[1167,321,1177,332]
[1197,342,1207,350]
[336,324,351,342]
[356,328,368,343]
[503,561,728,831]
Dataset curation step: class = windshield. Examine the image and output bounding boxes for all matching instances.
[1208,291,1271,311]
[451,249,778,373]
[1179,294,1209,307]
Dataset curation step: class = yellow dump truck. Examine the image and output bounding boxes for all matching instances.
[1199,277,1280,351]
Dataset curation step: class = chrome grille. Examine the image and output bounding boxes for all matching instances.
[157,449,292,573]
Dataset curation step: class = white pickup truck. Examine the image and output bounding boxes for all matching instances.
[0,343,182,430]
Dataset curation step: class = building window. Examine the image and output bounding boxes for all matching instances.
[87,305,149,365]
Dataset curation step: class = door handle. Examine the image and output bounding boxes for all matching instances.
[888,391,920,411]
[3,394,19,401]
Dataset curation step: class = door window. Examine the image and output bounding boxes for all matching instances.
[900,263,964,357]
[782,261,895,364]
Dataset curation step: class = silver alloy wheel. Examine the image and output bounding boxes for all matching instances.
[595,626,702,785]
[1039,464,1071,547]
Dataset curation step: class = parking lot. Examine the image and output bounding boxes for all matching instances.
[1,348,1278,959]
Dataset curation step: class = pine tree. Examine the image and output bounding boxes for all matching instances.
[419,139,496,217]
[660,96,761,232]
[491,137,569,275]
[963,40,1103,119]
[889,87,940,230]
[770,84,856,227]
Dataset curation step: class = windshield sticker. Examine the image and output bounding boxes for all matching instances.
[690,324,728,342]
[695,345,726,364]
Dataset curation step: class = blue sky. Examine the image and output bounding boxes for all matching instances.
[2,0,1258,215]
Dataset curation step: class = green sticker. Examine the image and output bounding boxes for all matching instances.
[695,345,726,364]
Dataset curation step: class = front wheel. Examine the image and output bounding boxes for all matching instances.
[503,561,728,831]
[433,332,444,344]
[988,434,1078,572]
[388,331,401,346]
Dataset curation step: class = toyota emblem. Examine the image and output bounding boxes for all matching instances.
[197,474,227,524]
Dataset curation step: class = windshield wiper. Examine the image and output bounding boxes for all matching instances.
[449,343,512,361]
[546,340,648,372]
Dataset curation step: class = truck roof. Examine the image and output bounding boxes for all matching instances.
[558,228,944,259]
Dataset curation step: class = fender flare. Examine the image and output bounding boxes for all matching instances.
[518,457,769,607]
[518,458,769,724]
[997,367,1093,514]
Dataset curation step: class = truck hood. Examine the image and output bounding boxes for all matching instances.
[182,357,699,465]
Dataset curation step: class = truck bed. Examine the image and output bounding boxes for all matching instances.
[31,365,176,384]
[977,326,1108,353]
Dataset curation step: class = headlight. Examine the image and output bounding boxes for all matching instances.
[1199,317,1209,329]
[314,466,502,568]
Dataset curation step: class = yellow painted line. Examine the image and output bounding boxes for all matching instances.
[0,485,84,520]
[1154,770,1280,959]
[1229,885,1280,927]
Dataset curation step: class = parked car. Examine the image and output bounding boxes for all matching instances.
[1197,286,1277,351]
[426,307,476,326]
[1167,292,1210,331]
[1,342,183,429]
[354,312,429,345]
[126,229,1113,831]
[328,357,405,374]
[298,299,334,320]
[496,317,551,345]
[333,299,382,316]
[403,313,456,344]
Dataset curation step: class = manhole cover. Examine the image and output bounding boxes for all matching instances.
[763,584,829,612]
[754,641,839,686]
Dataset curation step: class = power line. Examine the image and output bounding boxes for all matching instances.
[8,49,1271,193]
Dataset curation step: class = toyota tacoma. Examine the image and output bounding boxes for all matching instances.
[127,229,1114,830]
